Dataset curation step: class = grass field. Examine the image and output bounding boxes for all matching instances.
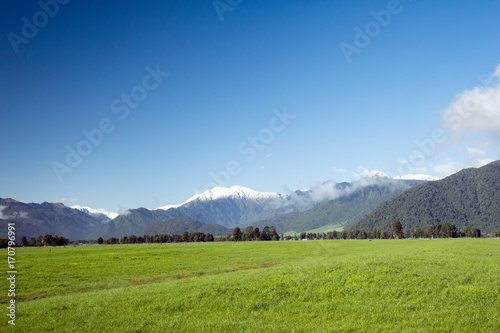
[2,239,500,332]
[283,224,344,236]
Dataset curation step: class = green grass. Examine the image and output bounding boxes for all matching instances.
[284,223,344,236]
[3,239,500,332]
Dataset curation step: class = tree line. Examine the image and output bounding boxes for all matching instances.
[13,234,70,247]
[97,231,216,245]
[3,220,497,248]
[281,219,486,241]
[232,226,280,241]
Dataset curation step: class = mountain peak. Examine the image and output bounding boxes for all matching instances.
[71,205,119,220]
[157,186,284,211]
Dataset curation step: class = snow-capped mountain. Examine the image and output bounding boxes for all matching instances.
[157,186,285,211]
[71,205,119,221]
[90,186,289,239]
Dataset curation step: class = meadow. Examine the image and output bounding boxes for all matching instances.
[2,239,500,332]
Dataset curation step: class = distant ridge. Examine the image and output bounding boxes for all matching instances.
[349,160,500,233]
[0,198,103,240]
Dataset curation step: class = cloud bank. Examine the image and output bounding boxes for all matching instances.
[442,65,500,137]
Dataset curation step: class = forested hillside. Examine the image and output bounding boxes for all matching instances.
[350,161,500,233]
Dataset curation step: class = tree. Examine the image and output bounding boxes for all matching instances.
[233,227,242,241]
[392,218,403,239]
[357,230,367,239]
[261,226,271,240]
[97,237,104,245]
[414,228,424,238]
[43,234,54,246]
[495,229,500,237]
[20,236,29,247]
[472,228,481,238]
[463,226,471,237]
[36,235,43,247]
[269,226,279,241]
[245,226,254,240]
[182,231,189,243]
[300,232,306,240]
[253,227,261,241]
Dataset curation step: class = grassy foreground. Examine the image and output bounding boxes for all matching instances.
[2,239,500,332]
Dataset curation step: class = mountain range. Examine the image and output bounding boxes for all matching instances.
[2,162,500,240]
[0,198,103,240]
[249,178,424,234]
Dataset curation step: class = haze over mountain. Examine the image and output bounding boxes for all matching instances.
[349,161,500,234]
[249,178,425,234]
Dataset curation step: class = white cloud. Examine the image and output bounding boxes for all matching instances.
[442,65,500,137]
[0,205,28,220]
[353,166,388,179]
[117,206,131,216]
[394,174,440,181]
[465,146,485,155]
[333,167,346,173]
[434,162,459,176]
[434,154,494,177]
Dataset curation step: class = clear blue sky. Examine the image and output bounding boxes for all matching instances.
[1,0,500,211]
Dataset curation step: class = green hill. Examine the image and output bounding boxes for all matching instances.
[140,217,233,236]
[349,161,500,233]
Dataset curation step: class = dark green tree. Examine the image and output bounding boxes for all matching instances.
[36,235,43,247]
[392,218,403,239]
[233,227,242,241]
[495,229,500,237]
[182,231,189,243]
[245,226,254,240]
[414,228,424,238]
[97,237,104,245]
[20,236,29,247]
[43,234,54,246]
[253,227,260,241]
[357,230,367,239]
[268,226,279,241]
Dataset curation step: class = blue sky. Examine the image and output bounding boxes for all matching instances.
[1,0,500,211]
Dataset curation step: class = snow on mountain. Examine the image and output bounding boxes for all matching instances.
[71,205,119,220]
[157,186,285,211]
[394,174,440,181]
[368,170,390,179]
